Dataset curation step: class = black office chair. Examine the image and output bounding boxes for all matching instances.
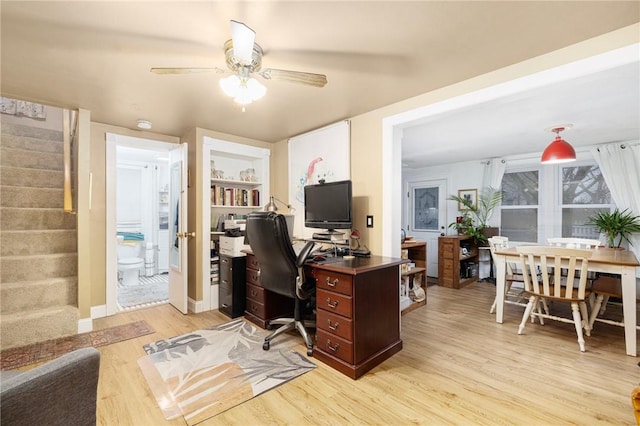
[245,211,316,356]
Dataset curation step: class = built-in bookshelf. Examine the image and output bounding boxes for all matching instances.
[202,137,270,312]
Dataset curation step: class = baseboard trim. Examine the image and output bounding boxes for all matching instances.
[91,304,107,319]
[189,297,202,313]
[77,316,93,333]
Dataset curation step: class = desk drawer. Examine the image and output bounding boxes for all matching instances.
[316,330,353,364]
[246,283,265,304]
[246,268,261,286]
[314,270,353,296]
[317,309,353,341]
[247,254,260,270]
[317,288,352,318]
[245,298,266,318]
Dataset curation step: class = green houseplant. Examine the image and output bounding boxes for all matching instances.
[448,186,502,244]
[587,208,640,248]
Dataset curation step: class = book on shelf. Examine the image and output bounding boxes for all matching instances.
[210,184,260,207]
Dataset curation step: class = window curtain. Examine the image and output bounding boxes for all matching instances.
[481,158,506,228]
[591,142,640,259]
[482,158,507,190]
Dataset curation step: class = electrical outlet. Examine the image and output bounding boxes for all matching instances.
[366,215,374,228]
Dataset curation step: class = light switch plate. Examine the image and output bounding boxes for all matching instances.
[366,215,374,228]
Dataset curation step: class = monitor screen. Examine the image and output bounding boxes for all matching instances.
[304,180,352,232]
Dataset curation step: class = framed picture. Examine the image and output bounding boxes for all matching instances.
[458,188,477,211]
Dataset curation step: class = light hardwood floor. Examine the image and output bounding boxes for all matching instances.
[94,281,639,425]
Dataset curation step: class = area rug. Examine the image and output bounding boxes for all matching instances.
[118,274,168,308]
[138,318,316,425]
[1,320,154,370]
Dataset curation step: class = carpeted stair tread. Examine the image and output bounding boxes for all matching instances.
[1,186,64,208]
[1,277,78,314]
[1,252,77,283]
[1,166,64,188]
[0,122,63,141]
[0,207,77,230]
[0,147,63,171]
[0,133,63,153]
[1,229,77,256]
[0,305,79,350]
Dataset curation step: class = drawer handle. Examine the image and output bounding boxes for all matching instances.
[327,320,339,331]
[250,305,258,313]
[326,298,339,309]
[250,289,258,297]
[325,277,339,287]
[326,340,339,352]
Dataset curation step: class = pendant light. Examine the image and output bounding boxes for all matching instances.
[541,125,576,164]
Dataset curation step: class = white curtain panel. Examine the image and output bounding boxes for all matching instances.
[591,142,640,261]
[482,158,507,190]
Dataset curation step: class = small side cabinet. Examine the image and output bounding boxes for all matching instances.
[219,254,246,318]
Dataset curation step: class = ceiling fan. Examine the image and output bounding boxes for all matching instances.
[151,20,328,109]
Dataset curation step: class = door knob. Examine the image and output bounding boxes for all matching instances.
[176,231,196,238]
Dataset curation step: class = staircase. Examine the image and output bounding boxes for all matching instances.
[0,122,79,350]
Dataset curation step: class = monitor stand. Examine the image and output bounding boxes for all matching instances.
[312,230,345,241]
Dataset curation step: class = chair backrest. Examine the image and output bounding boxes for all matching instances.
[245,211,298,299]
[547,237,601,249]
[516,245,592,300]
[488,236,517,274]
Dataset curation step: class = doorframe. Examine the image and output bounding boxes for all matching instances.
[105,133,178,316]
[382,44,638,260]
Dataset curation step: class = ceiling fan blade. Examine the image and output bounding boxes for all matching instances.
[150,67,225,75]
[258,68,327,88]
[230,20,255,65]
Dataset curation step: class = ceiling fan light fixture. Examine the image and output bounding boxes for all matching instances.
[220,74,266,106]
[541,125,576,164]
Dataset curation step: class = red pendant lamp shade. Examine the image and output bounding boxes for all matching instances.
[541,126,576,164]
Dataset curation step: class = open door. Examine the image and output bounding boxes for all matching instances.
[168,143,189,313]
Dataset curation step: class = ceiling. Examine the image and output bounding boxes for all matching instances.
[1,2,639,167]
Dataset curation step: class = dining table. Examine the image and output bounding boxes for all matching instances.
[493,246,640,356]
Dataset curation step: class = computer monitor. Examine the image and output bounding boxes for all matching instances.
[303,180,352,238]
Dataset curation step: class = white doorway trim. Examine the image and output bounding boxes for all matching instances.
[105,133,177,316]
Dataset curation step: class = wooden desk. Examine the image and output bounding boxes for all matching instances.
[308,256,406,379]
[494,246,639,356]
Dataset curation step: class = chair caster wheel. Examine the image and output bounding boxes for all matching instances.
[263,342,270,351]
[307,348,313,356]
[266,324,273,330]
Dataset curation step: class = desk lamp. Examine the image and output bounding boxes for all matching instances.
[264,196,295,214]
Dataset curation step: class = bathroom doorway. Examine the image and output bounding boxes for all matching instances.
[106,134,177,312]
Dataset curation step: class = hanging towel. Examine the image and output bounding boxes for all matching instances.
[117,232,145,241]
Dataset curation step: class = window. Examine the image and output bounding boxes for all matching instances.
[500,170,539,242]
[499,162,613,243]
[412,186,440,231]
[561,165,612,238]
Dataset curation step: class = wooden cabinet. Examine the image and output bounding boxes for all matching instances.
[438,235,479,289]
[219,254,246,318]
[401,241,427,312]
[310,256,404,379]
[243,253,294,328]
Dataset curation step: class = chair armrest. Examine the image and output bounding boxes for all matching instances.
[295,241,316,267]
[0,347,101,426]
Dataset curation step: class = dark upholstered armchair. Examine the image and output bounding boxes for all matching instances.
[0,347,101,426]
[246,211,316,356]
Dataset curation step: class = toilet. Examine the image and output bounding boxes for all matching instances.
[117,236,145,286]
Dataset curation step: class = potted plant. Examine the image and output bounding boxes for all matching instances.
[587,208,640,248]
[448,187,502,244]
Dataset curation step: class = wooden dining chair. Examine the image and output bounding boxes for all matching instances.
[516,245,593,352]
[488,236,526,314]
[587,274,640,332]
[547,237,601,249]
